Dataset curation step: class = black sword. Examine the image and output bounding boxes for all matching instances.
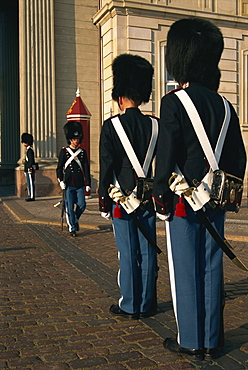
[61,188,65,231]
[60,172,66,231]
[196,209,248,271]
[128,211,167,261]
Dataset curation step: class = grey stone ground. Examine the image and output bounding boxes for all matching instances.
[0,185,247,369]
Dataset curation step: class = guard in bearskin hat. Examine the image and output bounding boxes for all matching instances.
[98,53,159,319]
[56,121,91,237]
[153,18,246,359]
[21,133,36,201]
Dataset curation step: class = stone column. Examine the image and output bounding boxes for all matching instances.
[17,0,58,197]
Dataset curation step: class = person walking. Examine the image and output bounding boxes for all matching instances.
[21,133,36,202]
[153,18,246,360]
[57,121,91,237]
[99,53,159,319]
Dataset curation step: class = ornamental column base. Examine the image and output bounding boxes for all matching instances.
[15,158,61,198]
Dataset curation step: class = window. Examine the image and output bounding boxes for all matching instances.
[158,40,179,113]
[166,72,179,93]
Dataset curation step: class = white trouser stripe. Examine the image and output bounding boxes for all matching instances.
[28,173,34,198]
[165,220,180,344]
[117,251,123,307]
[113,223,123,307]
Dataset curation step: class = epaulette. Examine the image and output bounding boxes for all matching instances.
[166,86,182,95]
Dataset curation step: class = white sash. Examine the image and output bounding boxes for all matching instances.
[109,116,158,214]
[111,116,158,178]
[170,90,231,211]
[175,89,230,170]
[65,148,83,170]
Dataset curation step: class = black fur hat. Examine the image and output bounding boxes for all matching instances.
[21,133,33,146]
[165,18,224,90]
[111,53,153,103]
[63,121,83,144]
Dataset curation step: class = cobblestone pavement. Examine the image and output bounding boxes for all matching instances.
[0,188,247,369]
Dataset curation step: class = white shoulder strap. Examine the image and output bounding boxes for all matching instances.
[143,117,159,175]
[65,147,83,170]
[175,89,230,171]
[111,116,158,178]
[214,98,231,163]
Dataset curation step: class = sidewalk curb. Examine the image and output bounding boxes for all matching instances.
[1,198,112,231]
[2,196,248,242]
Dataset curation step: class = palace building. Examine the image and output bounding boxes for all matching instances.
[1,0,247,195]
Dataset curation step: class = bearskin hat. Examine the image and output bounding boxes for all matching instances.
[111,53,153,103]
[21,133,33,146]
[63,121,83,144]
[165,18,224,90]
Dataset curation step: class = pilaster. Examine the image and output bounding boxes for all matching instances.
[17,0,58,197]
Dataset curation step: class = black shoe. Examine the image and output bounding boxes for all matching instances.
[76,223,79,231]
[140,308,157,318]
[163,337,203,360]
[204,347,221,360]
[70,231,77,237]
[25,198,35,202]
[109,304,139,320]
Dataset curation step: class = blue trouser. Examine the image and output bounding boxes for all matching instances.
[65,186,86,232]
[25,172,35,199]
[112,207,157,314]
[165,206,225,350]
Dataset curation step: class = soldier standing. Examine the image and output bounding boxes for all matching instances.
[153,18,246,360]
[21,133,36,202]
[99,54,158,319]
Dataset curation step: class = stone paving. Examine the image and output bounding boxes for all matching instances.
[0,187,247,369]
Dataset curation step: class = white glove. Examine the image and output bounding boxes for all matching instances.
[59,181,66,190]
[101,212,111,220]
[108,185,124,202]
[156,212,171,221]
[85,186,91,192]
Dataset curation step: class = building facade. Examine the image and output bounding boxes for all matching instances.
[0,0,247,195]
